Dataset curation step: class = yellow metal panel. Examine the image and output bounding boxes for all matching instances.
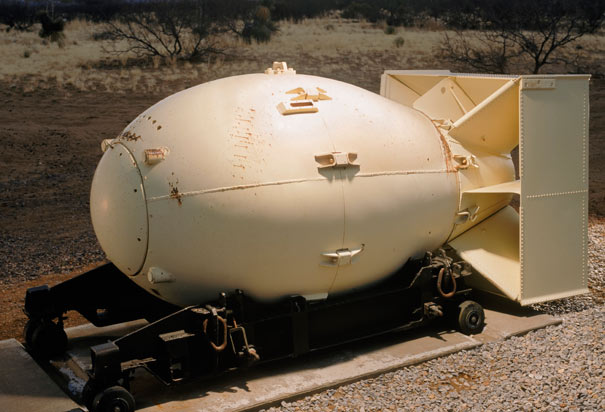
[396,76,445,96]
[380,75,420,107]
[445,139,515,241]
[455,77,511,105]
[519,76,589,305]
[449,80,519,154]
[448,194,511,241]
[520,193,588,305]
[382,71,514,107]
[387,72,448,96]
[520,77,589,195]
[413,78,476,122]
[448,206,520,301]
[465,179,520,194]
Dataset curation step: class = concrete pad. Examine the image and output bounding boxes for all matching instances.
[474,307,562,343]
[46,307,560,412]
[0,339,81,412]
[133,328,480,412]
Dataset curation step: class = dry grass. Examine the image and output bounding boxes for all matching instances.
[1,17,603,95]
[0,17,446,94]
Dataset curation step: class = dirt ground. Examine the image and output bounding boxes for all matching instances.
[0,74,604,341]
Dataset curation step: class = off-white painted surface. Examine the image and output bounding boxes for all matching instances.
[88,68,588,308]
[91,72,461,306]
[519,77,590,304]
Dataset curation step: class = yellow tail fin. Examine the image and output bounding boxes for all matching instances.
[381,71,589,305]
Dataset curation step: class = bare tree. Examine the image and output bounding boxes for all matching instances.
[440,0,605,74]
[104,0,278,62]
[441,29,516,73]
[104,1,220,60]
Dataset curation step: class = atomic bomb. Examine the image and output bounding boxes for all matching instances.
[22,64,590,411]
[90,63,588,307]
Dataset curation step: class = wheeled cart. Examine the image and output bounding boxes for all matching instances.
[23,249,484,412]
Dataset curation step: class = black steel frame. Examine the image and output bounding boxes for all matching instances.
[23,249,476,409]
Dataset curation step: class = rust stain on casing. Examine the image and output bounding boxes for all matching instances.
[168,181,183,206]
[423,114,456,173]
[119,131,142,142]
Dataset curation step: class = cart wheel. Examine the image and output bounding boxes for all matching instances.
[457,300,485,335]
[23,319,41,347]
[27,320,67,357]
[91,386,135,412]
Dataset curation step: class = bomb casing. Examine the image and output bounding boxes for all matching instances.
[91,64,588,307]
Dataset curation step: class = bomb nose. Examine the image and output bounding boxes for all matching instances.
[90,142,148,275]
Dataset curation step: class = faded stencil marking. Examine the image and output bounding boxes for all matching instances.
[228,106,268,181]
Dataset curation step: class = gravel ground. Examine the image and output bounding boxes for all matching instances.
[263,220,605,412]
[0,232,105,285]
